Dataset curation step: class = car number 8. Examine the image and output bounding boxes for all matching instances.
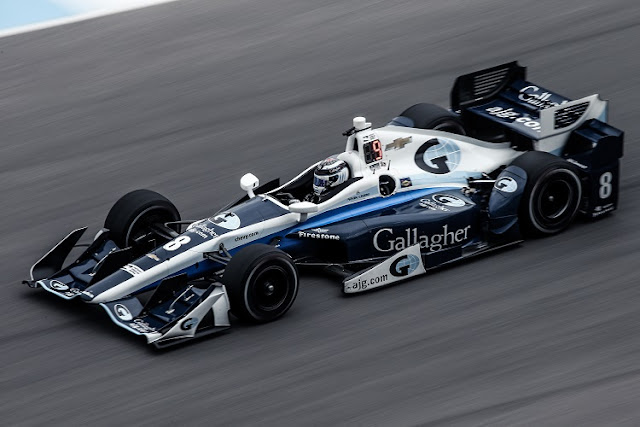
[599,172,613,199]
[163,236,191,251]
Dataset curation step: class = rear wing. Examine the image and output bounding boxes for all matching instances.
[450,62,609,152]
[451,61,526,111]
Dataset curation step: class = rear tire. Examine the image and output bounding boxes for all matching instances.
[392,103,466,134]
[511,152,582,236]
[105,189,181,248]
[222,244,299,323]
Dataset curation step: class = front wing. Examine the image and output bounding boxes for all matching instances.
[100,277,230,347]
[25,228,231,348]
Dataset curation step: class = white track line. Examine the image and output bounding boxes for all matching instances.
[0,0,181,39]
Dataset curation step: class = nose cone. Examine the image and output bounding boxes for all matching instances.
[80,269,142,304]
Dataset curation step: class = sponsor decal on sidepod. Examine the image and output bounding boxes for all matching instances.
[298,231,340,240]
[420,199,449,211]
[432,194,465,207]
[373,224,471,253]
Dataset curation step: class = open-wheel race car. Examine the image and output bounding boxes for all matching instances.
[24,62,624,347]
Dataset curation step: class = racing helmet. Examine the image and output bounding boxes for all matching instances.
[313,156,350,195]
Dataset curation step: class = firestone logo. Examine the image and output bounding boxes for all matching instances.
[374,225,471,253]
[298,231,340,240]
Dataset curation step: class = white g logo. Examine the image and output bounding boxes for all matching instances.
[49,280,69,291]
[495,176,518,193]
[114,304,133,321]
[209,212,241,230]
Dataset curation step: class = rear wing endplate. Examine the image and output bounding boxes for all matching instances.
[538,94,608,140]
[451,61,526,111]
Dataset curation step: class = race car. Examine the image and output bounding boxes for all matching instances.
[24,62,624,347]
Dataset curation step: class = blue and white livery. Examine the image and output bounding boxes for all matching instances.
[24,62,624,347]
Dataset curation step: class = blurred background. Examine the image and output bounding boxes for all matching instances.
[1,0,639,425]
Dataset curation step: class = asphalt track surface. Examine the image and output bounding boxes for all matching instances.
[1,0,639,425]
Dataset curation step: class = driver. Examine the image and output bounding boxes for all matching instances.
[306,155,350,203]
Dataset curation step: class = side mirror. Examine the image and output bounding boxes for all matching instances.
[240,173,260,198]
[378,174,398,197]
[289,201,318,222]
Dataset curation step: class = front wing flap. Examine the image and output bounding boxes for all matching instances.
[25,228,124,300]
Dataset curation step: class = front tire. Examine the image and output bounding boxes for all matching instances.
[222,244,299,323]
[512,152,582,236]
[104,189,180,248]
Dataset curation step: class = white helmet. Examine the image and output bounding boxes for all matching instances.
[313,156,350,195]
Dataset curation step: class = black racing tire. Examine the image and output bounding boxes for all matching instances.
[395,103,466,134]
[222,244,299,323]
[104,189,181,248]
[511,151,582,236]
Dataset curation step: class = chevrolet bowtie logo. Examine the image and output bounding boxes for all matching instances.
[385,136,412,151]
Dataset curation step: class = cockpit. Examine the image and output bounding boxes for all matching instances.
[268,116,396,206]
